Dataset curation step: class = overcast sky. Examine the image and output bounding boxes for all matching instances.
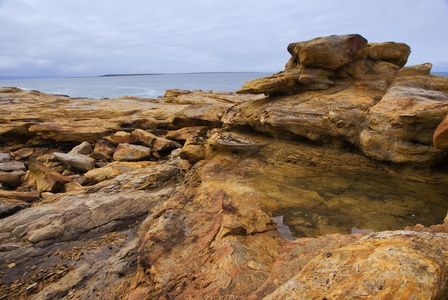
[1,0,447,78]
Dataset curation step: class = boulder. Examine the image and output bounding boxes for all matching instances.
[91,139,116,161]
[152,137,182,153]
[112,143,152,162]
[68,141,93,155]
[0,152,11,162]
[367,42,411,67]
[265,231,448,299]
[131,129,157,147]
[237,72,300,95]
[28,162,72,193]
[53,152,95,172]
[179,140,206,164]
[288,34,368,70]
[104,131,139,144]
[172,103,229,128]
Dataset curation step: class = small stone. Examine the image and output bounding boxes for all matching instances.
[0,161,26,172]
[91,139,116,161]
[153,138,182,153]
[0,152,12,162]
[132,129,157,147]
[68,141,93,155]
[112,143,151,162]
[105,131,139,144]
[7,262,16,268]
[53,152,95,172]
[13,148,34,160]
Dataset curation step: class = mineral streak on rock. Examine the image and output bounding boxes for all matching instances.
[0,34,448,299]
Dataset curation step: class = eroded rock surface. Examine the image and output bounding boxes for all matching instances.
[1,34,448,299]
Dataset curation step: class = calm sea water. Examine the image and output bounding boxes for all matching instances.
[0,72,271,99]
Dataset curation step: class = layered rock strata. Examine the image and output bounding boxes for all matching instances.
[0,34,448,299]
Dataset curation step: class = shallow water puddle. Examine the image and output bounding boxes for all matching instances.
[252,166,448,238]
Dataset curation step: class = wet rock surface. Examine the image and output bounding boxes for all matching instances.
[0,34,448,299]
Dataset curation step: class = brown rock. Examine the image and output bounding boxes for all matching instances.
[172,103,228,128]
[0,87,22,93]
[0,170,25,188]
[68,141,93,155]
[434,115,448,149]
[265,231,448,299]
[53,152,95,172]
[0,152,11,162]
[28,162,72,193]
[131,129,157,147]
[0,198,30,217]
[0,190,40,202]
[165,126,209,143]
[236,72,299,95]
[290,34,368,70]
[367,42,411,67]
[152,138,182,153]
[0,161,26,172]
[12,148,34,160]
[84,161,157,183]
[179,141,206,164]
[112,143,151,162]
[104,131,139,144]
[91,139,116,161]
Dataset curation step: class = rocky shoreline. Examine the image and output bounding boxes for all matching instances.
[1,34,448,299]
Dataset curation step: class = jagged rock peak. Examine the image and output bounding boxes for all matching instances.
[237,34,411,95]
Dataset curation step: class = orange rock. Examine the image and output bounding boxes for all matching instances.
[28,162,71,193]
[434,115,448,149]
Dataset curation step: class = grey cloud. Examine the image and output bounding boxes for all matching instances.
[0,0,447,77]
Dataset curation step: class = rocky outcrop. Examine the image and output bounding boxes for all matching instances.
[0,34,448,299]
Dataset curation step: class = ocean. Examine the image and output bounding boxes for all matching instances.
[1,71,446,100]
[0,72,272,99]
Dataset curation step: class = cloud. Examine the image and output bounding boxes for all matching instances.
[0,0,447,77]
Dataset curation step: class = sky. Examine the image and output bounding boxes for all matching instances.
[0,0,447,78]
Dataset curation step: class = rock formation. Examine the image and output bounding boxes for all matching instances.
[0,34,448,299]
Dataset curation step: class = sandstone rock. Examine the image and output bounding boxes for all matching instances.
[112,143,152,162]
[12,147,34,160]
[0,152,11,162]
[0,87,22,93]
[91,139,116,161]
[0,170,25,188]
[28,162,72,193]
[172,103,228,128]
[179,140,206,164]
[237,72,300,95]
[165,126,209,143]
[131,129,157,147]
[152,137,182,153]
[84,161,157,183]
[434,114,448,149]
[68,141,93,155]
[163,89,261,104]
[105,131,139,144]
[367,42,411,67]
[53,152,95,172]
[0,198,30,218]
[63,182,84,192]
[0,161,26,172]
[0,190,40,202]
[288,34,368,70]
[28,122,114,143]
[265,231,448,299]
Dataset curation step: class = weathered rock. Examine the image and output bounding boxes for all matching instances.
[28,162,72,193]
[265,231,448,299]
[91,139,116,161]
[367,42,411,67]
[0,170,25,188]
[84,161,158,183]
[288,34,368,70]
[0,152,11,162]
[131,129,157,147]
[172,103,228,128]
[237,72,300,95]
[165,126,209,143]
[105,131,140,144]
[68,141,93,155]
[178,140,206,164]
[0,190,40,203]
[434,114,448,149]
[112,143,152,162]
[0,87,22,93]
[53,152,95,172]
[163,89,262,104]
[152,137,182,153]
[0,198,30,218]
[0,161,26,172]
[12,147,34,160]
